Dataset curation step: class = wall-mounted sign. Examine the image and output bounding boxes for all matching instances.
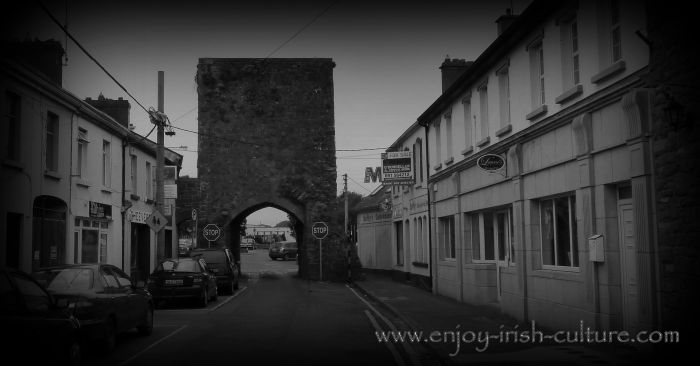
[89,201,112,220]
[164,184,178,199]
[477,154,505,172]
[382,150,414,186]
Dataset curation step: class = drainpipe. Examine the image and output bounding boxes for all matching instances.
[423,124,434,293]
[121,137,127,271]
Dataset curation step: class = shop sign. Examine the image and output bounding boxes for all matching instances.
[477,154,505,172]
[127,208,151,224]
[382,150,415,186]
[89,201,112,220]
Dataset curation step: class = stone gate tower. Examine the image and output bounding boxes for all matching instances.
[196,58,345,280]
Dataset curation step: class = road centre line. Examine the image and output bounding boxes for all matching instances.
[118,325,188,366]
[347,285,422,366]
[364,310,406,366]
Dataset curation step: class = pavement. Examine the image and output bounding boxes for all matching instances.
[350,270,676,366]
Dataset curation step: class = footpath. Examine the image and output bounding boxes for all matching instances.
[352,271,677,366]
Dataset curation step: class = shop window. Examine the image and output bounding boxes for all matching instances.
[439,215,455,260]
[468,208,514,264]
[74,219,110,264]
[540,195,579,269]
[32,196,67,270]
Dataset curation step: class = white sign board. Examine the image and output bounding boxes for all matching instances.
[164,184,178,199]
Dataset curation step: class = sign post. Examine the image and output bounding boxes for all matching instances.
[202,223,221,249]
[192,209,198,249]
[312,222,329,281]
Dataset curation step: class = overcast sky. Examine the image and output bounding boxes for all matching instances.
[4,0,532,225]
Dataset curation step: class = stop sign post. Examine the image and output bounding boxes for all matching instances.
[202,224,221,248]
[312,222,329,281]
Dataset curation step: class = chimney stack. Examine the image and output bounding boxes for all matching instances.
[85,94,131,128]
[439,58,473,93]
[495,8,518,36]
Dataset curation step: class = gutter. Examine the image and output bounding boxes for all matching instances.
[423,124,434,293]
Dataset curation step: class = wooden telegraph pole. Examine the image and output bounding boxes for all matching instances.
[156,71,165,262]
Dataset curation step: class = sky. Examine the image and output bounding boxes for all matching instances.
[4,0,531,225]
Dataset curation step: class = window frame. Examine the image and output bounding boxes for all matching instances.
[539,194,579,271]
[102,140,111,187]
[439,215,456,260]
[45,112,59,173]
[77,128,88,179]
[478,82,489,140]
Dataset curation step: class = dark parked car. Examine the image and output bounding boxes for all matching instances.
[269,241,298,260]
[32,263,154,354]
[190,248,239,295]
[1,267,83,365]
[148,257,218,307]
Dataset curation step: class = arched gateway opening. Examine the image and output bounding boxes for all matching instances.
[182,57,353,281]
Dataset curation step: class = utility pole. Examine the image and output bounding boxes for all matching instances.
[156,71,165,263]
[343,173,348,235]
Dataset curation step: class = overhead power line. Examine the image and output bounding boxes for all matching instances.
[265,1,339,59]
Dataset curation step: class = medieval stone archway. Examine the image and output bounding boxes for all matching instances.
[194,58,349,280]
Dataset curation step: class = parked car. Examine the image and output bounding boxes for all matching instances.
[1,267,83,365]
[240,238,255,251]
[32,263,154,354]
[148,257,218,308]
[269,241,298,261]
[190,248,239,295]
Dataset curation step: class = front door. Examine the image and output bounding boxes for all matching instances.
[494,210,511,301]
[618,201,638,332]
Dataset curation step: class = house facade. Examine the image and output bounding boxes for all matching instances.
[356,186,393,272]
[418,0,654,332]
[1,41,182,282]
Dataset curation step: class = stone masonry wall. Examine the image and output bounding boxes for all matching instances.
[646,1,700,336]
[196,58,348,280]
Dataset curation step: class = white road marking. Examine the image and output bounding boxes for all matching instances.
[209,286,248,312]
[364,310,406,366]
[118,325,188,366]
[348,285,422,366]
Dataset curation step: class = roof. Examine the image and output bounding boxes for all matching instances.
[355,185,390,213]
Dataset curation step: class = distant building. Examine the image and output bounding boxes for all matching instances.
[355,186,393,272]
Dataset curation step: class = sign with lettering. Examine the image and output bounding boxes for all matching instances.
[382,150,414,186]
[312,222,329,240]
[164,184,178,199]
[89,201,112,219]
[477,154,505,171]
[364,167,382,183]
[127,208,150,224]
[203,224,221,242]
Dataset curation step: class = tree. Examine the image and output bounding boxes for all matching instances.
[275,220,292,228]
[239,218,247,237]
[336,191,363,234]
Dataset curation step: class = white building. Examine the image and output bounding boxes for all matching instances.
[417,0,654,332]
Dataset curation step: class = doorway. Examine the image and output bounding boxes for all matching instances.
[617,183,638,332]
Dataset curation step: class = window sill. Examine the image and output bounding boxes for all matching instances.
[476,136,490,148]
[101,187,112,194]
[591,60,626,84]
[443,156,454,166]
[412,261,429,268]
[2,158,25,171]
[44,170,63,180]
[526,105,548,121]
[555,84,583,104]
[433,163,442,171]
[146,198,155,204]
[461,146,474,156]
[75,178,91,188]
[495,124,512,137]
[130,194,141,201]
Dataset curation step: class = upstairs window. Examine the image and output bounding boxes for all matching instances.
[478,83,489,139]
[444,111,453,160]
[434,120,442,165]
[77,128,88,179]
[130,155,138,195]
[45,112,59,172]
[529,42,546,108]
[497,66,510,128]
[102,140,111,187]
[610,0,622,62]
[462,96,473,150]
[5,91,21,161]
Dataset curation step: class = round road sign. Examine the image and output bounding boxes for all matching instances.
[312,222,329,240]
[202,224,221,241]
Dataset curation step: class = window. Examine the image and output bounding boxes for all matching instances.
[75,219,110,263]
[434,120,442,164]
[5,91,21,161]
[529,42,545,108]
[130,155,138,195]
[77,128,88,179]
[478,83,489,139]
[540,195,578,268]
[146,162,152,200]
[497,67,510,128]
[462,97,472,149]
[46,112,59,172]
[560,16,581,88]
[102,140,111,187]
[414,138,423,183]
[444,112,453,159]
[468,208,514,264]
[395,221,404,265]
[439,215,455,260]
[610,0,621,62]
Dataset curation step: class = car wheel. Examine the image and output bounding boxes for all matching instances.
[199,288,208,308]
[100,318,117,354]
[137,306,154,336]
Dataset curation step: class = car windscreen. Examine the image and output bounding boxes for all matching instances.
[157,260,198,272]
[34,268,94,291]
[192,251,227,270]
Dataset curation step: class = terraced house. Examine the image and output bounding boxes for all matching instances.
[415,0,655,333]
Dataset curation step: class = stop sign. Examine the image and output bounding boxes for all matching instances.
[312,222,328,240]
[202,224,221,241]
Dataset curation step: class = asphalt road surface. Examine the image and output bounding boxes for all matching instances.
[82,249,405,366]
